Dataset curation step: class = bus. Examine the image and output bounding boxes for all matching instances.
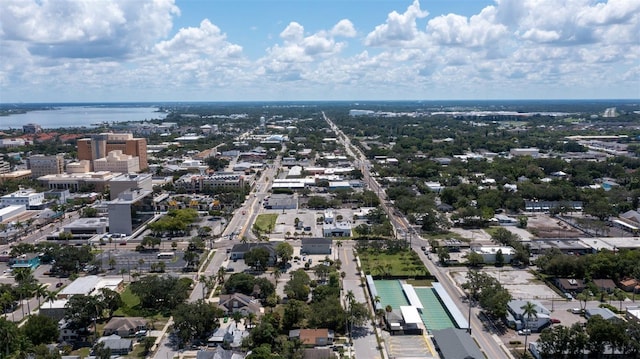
[157,252,175,259]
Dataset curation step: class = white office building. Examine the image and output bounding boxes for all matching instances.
[0,188,45,209]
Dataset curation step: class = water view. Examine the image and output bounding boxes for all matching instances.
[0,106,166,129]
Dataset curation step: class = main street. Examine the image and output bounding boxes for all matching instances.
[323,112,514,359]
[154,146,283,359]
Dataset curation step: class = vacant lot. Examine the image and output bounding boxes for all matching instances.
[254,213,278,233]
[527,214,582,238]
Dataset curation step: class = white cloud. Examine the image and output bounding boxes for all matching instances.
[0,0,638,101]
[426,6,508,48]
[364,0,429,47]
[154,19,243,59]
[0,0,179,58]
[331,19,357,38]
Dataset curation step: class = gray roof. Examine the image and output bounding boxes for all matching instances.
[97,334,132,350]
[302,237,332,246]
[586,307,619,321]
[432,328,484,359]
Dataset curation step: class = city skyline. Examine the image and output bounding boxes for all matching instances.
[1,0,639,103]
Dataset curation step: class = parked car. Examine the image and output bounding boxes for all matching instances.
[551,318,561,324]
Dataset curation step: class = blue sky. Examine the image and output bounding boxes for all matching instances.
[0,0,638,102]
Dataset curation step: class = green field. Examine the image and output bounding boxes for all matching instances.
[359,250,430,277]
[254,213,278,233]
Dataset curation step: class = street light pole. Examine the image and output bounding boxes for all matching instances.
[467,293,472,334]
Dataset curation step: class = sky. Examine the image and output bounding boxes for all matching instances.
[0,0,639,103]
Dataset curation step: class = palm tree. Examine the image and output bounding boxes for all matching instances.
[119,268,127,280]
[520,301,538,356]
[108,258,116,270]
[45,290,57,310]
[385,305,393,328]
[272,268,282,284]
[34,283,48,308]
[613,288,626,311]
[217,267,226,285]
[335,240,343,260]
[0,291,14,318]
[373,295,381,309]
[246,312,257,329]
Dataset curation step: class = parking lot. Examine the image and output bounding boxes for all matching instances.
[96,249,188,274]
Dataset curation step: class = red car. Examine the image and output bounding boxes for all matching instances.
[551,318,561,324]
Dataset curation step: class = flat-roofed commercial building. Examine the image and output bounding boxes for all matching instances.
[109,173,153,200]
[38,171,118,192]
[107,189,154,235]
[0,188,45,209]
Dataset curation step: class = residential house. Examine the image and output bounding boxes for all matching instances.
[506,300,551,332]
[301,238,332,255]
[289,329,334,347]
[585,308,621,322]
[619,278,640,293]
[95,334,133,355]
[555,278,586,294]
[103,317,148,337]
[592,279,616,294]
[217,293,262,317]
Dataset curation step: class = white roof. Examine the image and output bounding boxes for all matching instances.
[400,306,423,325]
[401,284,423,309]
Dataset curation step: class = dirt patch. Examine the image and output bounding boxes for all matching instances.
[527,215,582,238]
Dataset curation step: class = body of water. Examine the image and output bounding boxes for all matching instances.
[0,106,166,129]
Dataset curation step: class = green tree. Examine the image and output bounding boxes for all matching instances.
[284,269,311,301]
[130,276,191,312]
[275,242,294,265]
[245,247,271,271]
[21,315,59,345]
[495,249,505,267]
[466,251,485,267]
[172,300,223,345]
[0,318,21,357]
[437,247,450,266]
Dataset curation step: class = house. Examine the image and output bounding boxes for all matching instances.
[619,278,640,293]
[289,329,334,347]
[95,334,133,355]
[506,300,551,332]
[58,319,85,342]
[301,238,332,255]
[592,279,616,293]
[432,328,484,359]
[585,307,621,322]
[103,317,148,337]
[206,322,249,349]
[555,278,586,294]
[217,293,262,317]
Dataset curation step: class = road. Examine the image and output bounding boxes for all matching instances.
[339,241,381,359]
[154,143,285,359]
[323,112,514,359]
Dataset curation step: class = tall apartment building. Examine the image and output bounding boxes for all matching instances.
[0,160,10,174]
[77,133,148,171]
[27,154,65,179]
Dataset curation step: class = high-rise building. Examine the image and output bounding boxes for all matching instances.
[27,154,65,179]
[0,160,10,174]
[77,133,148,171]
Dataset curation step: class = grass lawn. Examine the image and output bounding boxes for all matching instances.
[71,347,91,358]
[254,213,278,233]
[359,250,430,277]
[120,286,140,308]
